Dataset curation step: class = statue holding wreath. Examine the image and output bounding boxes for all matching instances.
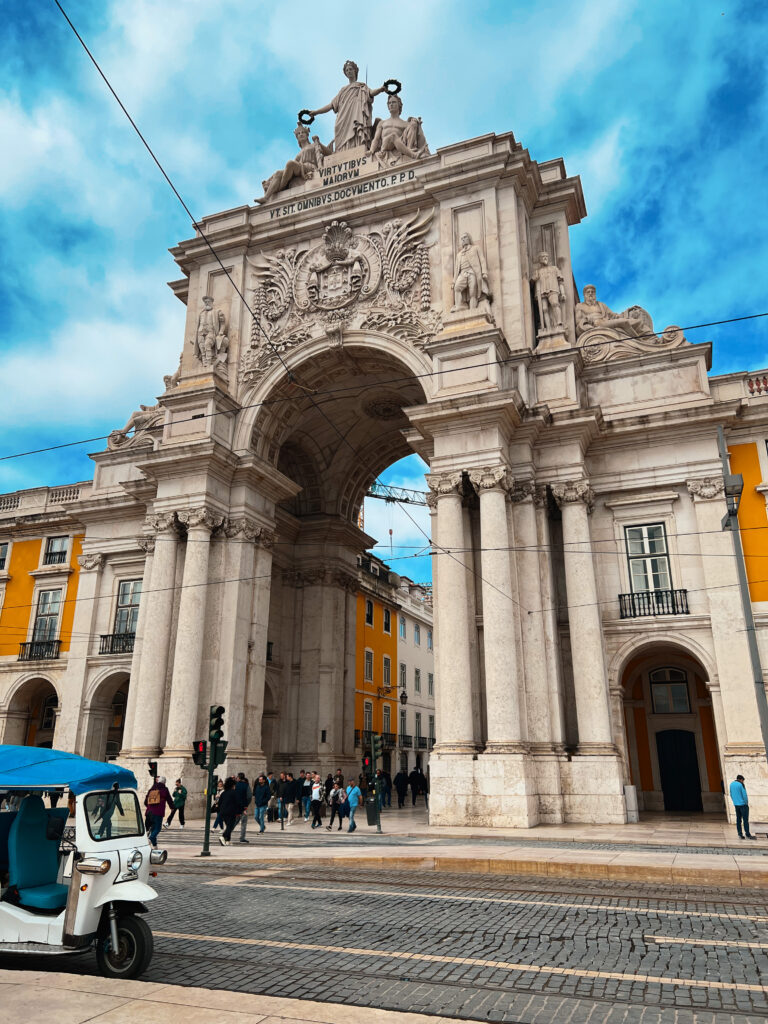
[300,61,400,151]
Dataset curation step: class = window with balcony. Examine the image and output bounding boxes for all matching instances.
[43,536,68,566]
[650,667,691,714]
[0,541,8,571]
[620,523,688,618]
[414,667,421,693]
[399,615,406,639]
[414,623,421,646]
[429,714,435,740]
[115,580,141,634]
[364,649,373,681]
[383,608,391,634]
[415,711,422,738]
[383,655,391,686]
[364,700,373,732]
[428,672,434,696]
[427,628,433,650]
[365,599,374,626]
[399,662,406,688]
[399,707,407,735]
[33,589,62,641]
[383,704,391,733]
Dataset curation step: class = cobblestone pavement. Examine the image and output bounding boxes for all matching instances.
[4,863,768,1022]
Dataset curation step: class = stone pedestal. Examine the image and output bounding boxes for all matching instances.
[429,749,539,827]
[536,328,570,353]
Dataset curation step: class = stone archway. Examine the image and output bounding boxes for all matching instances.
[82,670,130,763]
[619,642,724,815]
[0,676,60,747]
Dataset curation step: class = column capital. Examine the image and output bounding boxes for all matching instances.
[468,466,513,494]
[686,477,724,501]
[533,483,549,508]
[332,569,359,594]
[136,536,155,554]
[255,527,276,550]
[426,471,464,498]
[223,516,259,541]
[508,479,536,504]
[146,511,178,534]
[77,552,104,572]
[551,479,595,512]
[177,506,225,532]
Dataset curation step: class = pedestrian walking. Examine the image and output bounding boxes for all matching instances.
[284,772,298,824]
[252,774,270,833]
[302,771,313,820]
[144,775,173,847]
[235,772,252,843]
[383,769,392,808]
[408,767,421,806]
[266,771,279,822]
[217,777,241,846]
[730,774,757,840]
[212,779,225,830]
[324,773,334,801]
[333,767,345,788]
[164,779,187,829]
[345,779,362,833]
[310,772,324,828]
[326,782,346,831]
[393,769,408,808]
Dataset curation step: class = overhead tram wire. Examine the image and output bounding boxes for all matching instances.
[1,308,767,463]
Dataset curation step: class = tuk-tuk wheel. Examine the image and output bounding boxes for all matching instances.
[96,914,154,978]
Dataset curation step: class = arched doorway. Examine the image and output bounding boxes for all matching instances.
[1,677,59,747]
[243,338,429,776]
[83,671,130,762]
[621,645,724,814]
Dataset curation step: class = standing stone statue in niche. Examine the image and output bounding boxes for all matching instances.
[575,284,648,338]
[304,60,386,151]
[451,232,492,312]
[369,93,429,166]
[193,295,229,367]
[532,251,565,331]
[256,123,333,205]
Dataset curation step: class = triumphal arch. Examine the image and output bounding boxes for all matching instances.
[44,61,766,827]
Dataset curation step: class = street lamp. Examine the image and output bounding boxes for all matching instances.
[723,473,744,519]
[377,686,407,705]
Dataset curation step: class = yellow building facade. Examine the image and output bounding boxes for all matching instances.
[354,555,398,770]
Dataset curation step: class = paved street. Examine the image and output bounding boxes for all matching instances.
[5,860,768,1023]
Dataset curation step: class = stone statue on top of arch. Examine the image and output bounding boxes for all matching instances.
[368,92,429,168]
[304,60,386,151]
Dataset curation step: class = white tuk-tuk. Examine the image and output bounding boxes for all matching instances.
[0,745,166,977]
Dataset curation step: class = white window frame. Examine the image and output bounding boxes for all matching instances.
[399,615,406,640]
[43,535,69,567]
[365,599,374,626]
[415,711,422,739]
[428,714,435,740]
[0,540,9,573]
[383,704,391,734]
[383,608,391,634]
[114,579,142,635]
[427,628,433,650]
[414,623,421,646]
[428,672,434,696]
[32,588,63,641]
[364,648,374,682]
[625,523,672,593]
[399,662,407,689]
[414,667,421,693]
[364,701,373,731]
[399,707,407,735]
[383,655,391,687]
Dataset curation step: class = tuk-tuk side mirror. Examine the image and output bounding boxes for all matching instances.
[46,814,66,841]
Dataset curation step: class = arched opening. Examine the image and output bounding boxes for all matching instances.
[246,339,430,776]
[621,644,724,816]
[2,677,59,747]
[83,671,130,763]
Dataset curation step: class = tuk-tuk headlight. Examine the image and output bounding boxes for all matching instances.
[76,858,111,875]
[128,849,143,872]
[149,849,167,865]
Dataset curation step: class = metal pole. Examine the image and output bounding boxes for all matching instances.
[372,733,382,834]
[200,751,214,857]
[717,426,768,762]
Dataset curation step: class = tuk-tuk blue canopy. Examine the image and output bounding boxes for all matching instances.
[0,745,137,795]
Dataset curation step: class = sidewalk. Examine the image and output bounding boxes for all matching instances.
[161,808,768,888]
[0,969,484,1024]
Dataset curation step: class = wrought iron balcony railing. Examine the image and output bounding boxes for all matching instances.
[19,639,61,661]
[416,736,428,749]
[619,589,689,619]
[399,733,412,748]
[43,550,68,566]
[99,633,135,655]
[382,732,396,747]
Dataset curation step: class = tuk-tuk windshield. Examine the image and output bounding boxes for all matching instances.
[84,790,144,841]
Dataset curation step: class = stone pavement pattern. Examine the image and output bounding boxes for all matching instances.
[4,863,768,1022]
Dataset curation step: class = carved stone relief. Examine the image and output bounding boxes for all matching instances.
[178,507,225,533]
[77,552,104,572]
[551,479,595,512]
[686,478,725,501]
[107,404,163,451]
[240,209,436,386]
[574,284,687,364]
[426,471,465,498]
[468,466,513,493]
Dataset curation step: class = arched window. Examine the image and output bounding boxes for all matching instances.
[649,667,690,714]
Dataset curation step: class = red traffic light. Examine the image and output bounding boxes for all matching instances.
[192,740,207,768]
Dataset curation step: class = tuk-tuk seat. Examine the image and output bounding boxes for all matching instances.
[8,795,67,911]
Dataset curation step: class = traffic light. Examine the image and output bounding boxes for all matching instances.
[362,755,371,772]
[212,740,228,768]
[192,740,207,768]
[209,705,225,742]
[372,733,383,762]
[147,760,157,778]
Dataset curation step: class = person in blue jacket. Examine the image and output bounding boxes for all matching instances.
[729,774,756,840]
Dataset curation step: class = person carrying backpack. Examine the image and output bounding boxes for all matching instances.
[144,776,173,847]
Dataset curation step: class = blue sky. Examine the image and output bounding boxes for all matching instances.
[2,0,767,583]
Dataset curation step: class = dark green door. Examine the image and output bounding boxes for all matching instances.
[655,729,703,812]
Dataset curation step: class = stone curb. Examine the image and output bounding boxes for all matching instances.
[165,849,768,888]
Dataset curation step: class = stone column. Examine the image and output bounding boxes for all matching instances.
[426,472,475,752]
[468,466,524,749]
[243,529,275,762]
[535,485,566,746]
[552,480,613,747]
[54,552,105,753]
[130,512,179,756]
[120,536,155,754]
[164,507,223,755]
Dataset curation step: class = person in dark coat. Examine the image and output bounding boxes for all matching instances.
[217,777,241,846]
[252,774,270,833]
[235,772,252,843]
[144,776,174,847]
[408,768,421,806]
[283,772,298,825]
[393,769,408,809]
